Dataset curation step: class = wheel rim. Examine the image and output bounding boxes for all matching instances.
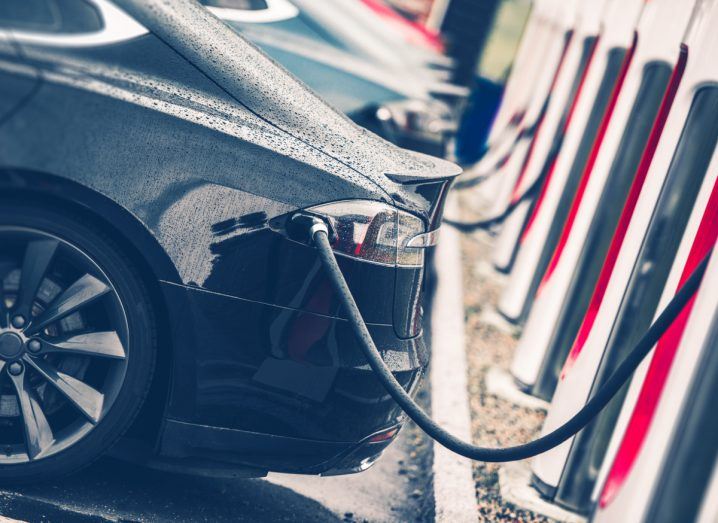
[0,227,129,463]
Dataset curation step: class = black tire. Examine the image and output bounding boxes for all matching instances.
[0,201,157,483]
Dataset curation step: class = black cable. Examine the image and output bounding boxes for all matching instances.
[452,154,510,190]
[312,227,710,462]
[443,170,543,232]
[452,121,538,191]
[451,172,493,190]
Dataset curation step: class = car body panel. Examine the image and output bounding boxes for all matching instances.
[0,0,459,474]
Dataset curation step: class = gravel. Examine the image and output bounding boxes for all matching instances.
[456,194,553,523]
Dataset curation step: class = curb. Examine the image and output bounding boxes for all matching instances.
[430,195,479,522]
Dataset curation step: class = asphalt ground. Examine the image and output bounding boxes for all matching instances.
[0,387,434,523]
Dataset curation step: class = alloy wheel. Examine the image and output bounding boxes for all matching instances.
[0,227,129,463]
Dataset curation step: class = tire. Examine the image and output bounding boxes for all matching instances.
[0,201,157,483]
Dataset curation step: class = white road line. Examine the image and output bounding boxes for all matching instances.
[431,195,479,522]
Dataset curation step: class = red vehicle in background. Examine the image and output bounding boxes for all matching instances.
[360,0,445,52]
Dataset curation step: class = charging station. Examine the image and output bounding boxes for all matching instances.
[490,0,609,274]
[497,0,643,323]
[474,0,579,220]
[531,5,718,507]
[592,13,718,509]
[509,0,696,398]
[483,0,551,150]
[591,189,718,523]
[464,0,559,206]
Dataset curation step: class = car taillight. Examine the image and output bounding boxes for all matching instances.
[307,200,427,267]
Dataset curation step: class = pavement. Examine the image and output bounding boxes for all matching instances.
[0,374,440,522]
[428,195,480,522]
[0,422,433,522]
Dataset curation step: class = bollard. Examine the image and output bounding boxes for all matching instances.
[509,0,696,402]
[592,169,718,522]
[490,0,609,274]
[472,0,580,215]
[497,0,643,323]
[531,3,718,506]
[462,0,557,187]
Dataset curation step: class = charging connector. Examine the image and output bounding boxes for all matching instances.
[306,218,709,462]
[286,213,334,245]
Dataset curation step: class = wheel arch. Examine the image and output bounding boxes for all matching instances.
[0,167,178,449]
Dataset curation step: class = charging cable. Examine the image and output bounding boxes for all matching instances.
[443,168,545,232]
[310,222,709,462]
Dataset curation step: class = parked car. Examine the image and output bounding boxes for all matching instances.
[204,1,455,156]
[0,0,460,483]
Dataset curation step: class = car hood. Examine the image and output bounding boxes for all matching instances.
[114,0,461,200]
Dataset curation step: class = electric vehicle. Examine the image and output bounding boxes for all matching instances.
[593,228,718,523]
[0,0,460,483]
[313,0,454,82]
[510,0,696,401]
[490,0,609,274]
[204,0,456,156]
[532,1,715,508]
[471,0,579,223]
[498,0,643,324]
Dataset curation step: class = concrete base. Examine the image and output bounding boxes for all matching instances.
[473,259,508,285]
[484,366,549,411]
[479,307,520,336]
[499,462,586,523]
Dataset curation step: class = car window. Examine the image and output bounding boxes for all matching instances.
[0,0,103,34]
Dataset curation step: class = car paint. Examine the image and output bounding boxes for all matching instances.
[213,4,454,155]
[230,24,417,115]
[0,0,460,475]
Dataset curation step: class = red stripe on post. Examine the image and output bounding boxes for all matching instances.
[561,45,688,377]
[520,37,601,242]
[509,31,574,203]
[538,33,638,293]
[599,175,718,508]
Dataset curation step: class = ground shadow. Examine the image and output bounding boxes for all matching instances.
[1,458,342,522]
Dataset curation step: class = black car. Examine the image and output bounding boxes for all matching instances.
[0,0,460,483]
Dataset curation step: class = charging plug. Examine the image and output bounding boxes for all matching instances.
[287,213,335,245]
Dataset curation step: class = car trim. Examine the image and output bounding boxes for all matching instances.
[206,0,300,24]
[0,0,148,48]
[406,228,440,248]
[0,0,298,48]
